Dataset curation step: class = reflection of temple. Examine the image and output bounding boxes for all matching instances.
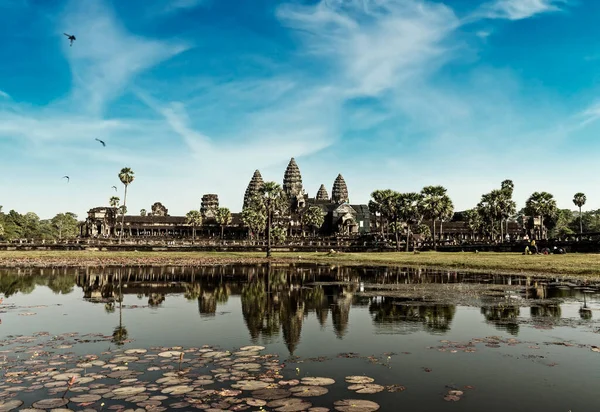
[369,298,456,335]
[480,303,520,335]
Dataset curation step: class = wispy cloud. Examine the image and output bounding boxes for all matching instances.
[0,90,10,99]
[161,0,209,14]
[477,0,568,20]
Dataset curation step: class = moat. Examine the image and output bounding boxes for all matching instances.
[1,264,599,411]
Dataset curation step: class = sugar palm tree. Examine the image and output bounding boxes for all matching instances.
[397,192,423,252]
[573,192,586,235]
[118,168,135,244]
[420,186,450,250]
[109,196,120,208]
[525,191,557,240]
[215,207,232,240]
[140,209,147,217]
[258,182,288,258]
[186,210,203,244]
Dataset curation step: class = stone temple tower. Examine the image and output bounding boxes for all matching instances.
[283,158,304,199]
[243,170,264,209]
[316,184,329,201]
[331,174,349,204]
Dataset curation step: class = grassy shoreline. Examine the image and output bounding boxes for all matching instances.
[1,250,600,277]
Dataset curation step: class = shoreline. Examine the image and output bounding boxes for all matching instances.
[1,250,600,278]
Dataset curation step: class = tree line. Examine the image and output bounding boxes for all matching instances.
[1,170,598,243]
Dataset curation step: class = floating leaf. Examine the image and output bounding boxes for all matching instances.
[267,397,312,411]
[124,349,147,355]
[0,400,24,412]
[161,385,193,395]
[70,394,102,403]
[231,380,271,391]
[239,346,265,351]
[112,387,146,396]
[251,388,292,400]
[290,386,328,397]
[158,351,182,358]
[345,376,374,384]
[333,399,380,412]
[301,377,335,386]
[347,384,384,394]
[32,398,69,409]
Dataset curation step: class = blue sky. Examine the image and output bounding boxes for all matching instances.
[1,0,599,219]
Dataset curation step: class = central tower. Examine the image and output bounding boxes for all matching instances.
[283,158,304,199]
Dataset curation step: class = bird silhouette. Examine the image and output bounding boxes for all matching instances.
[95,138,106,147]
[63,33,76,47]
[62,176,70,182]
[112,186,117,192]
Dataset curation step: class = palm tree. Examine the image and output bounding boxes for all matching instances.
[573,192,586,235]
[118,168,135,244]
[109,196,120,208]
[420,186,450,250]
[242,206,266,240]
[215,207,232,240]
[397,192,423,252]
[301,205,325,236]
[112,272,128,346]
[525,192,557,240]
[463,208,482,240]
[186,210,203,244]
[477,190,502,241]
[500,180,515,238]
[438,197,454,243]
[258,182,288,258]
[140,209,147,217]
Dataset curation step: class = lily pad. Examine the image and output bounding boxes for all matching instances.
[267,398,312,412]
[347,384,384,394]
[0,400,24,412]
[70,394,102,403]
[333,400,380,412]
[251,388,292,400]
[161,385,193,395]
[290,386,329,397]
[158,351,182,358]
[240,346,265,351]
[112,387,146,396]
[53,373,81,381]
[124,349,147,355]
[231,380,271,390]
[301,377,335,386]
[32,399,69,409]
[345,376,374,384]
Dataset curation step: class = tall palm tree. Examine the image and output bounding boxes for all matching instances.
[438,197,454,243]
[500,180,515,238]
[477,190,502,241]
[573,192,586,235]
[397,192,423,252]
[186,210,203,244]
[525,191,557,240]
[420,186,450,250]
[258,182,288,258]
[109,196,120,208]
[118,168,135,244]
[215,207,232,240]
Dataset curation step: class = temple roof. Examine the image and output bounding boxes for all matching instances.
[283,158,303,197]
[243,170,264,209]
[331,174,349,204]
[316,184,329,201]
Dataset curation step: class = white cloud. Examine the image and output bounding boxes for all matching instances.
[477,0,568,21]
[163,0,208,13]
[0,90,10,99]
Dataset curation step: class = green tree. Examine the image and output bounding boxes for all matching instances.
[118,167,135,244]
[0,222,4,239]
[369,190,395,235]
[420,186,451,250]
[242,207,266,240]
[258,182,288,258]
[271,226,287,245]
[301,205,325,236]
[499,180,517,241]
[463,208,483,239]
[437,197,454,242]
[572,192,586,235]
[51,212,78,240]
[186,210,203,244]
[525,192,557,240]
[140,209,147,217]
[397,192,424,252]
[215,207,232,240]
[109,196,120,208]
[477,190,502,240]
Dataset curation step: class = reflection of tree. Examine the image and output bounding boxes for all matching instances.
[280,291,305,355]
[0,273,78,297]
[481,305,520,335]
[112,274,128,346]
[369,298,456,334]
[241,277,280,343]
[148,293,165,307]
[332,292,352,338]
[530,304,561,318]
[47,275,75,295]
[184,283,202,301]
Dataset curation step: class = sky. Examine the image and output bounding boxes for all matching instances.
[1,0,600,219]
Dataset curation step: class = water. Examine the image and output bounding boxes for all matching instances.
[1,264,600,411]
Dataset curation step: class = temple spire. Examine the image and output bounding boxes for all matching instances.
[243,170,264,209]
[316,184,329,201]
[331,174,349,204]
[283,158,303,198]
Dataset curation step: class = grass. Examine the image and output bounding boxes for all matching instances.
[1,250,600,277]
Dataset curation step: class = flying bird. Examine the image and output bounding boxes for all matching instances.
[112,186,117,192]
[95,138,106,147]
[63,33,76,47]
[62,176,70,182]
